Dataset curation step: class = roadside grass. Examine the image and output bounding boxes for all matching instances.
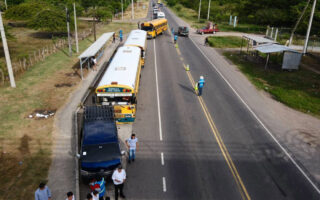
[0,21,135,199]
[207,36,247,48]
[224,52,320,117]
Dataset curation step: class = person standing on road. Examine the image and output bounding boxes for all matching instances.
[66,191,75,200]
[112,166,126,200]
[126,133,138,163]
[197,76,205,96]
[35,182,51,200]
[174,34,178,44]
[119,29,123,42]
[112,33,116,43]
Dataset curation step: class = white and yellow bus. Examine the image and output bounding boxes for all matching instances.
[95,46,142,123]
[124,30,147,67]
[141,18,168,39]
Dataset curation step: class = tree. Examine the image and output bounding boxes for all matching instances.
[28,8,73,32]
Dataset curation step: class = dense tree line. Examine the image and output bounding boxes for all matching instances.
[3,0,135,32]
[167,0,320,35]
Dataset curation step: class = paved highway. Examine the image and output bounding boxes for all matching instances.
[123,2,320,200]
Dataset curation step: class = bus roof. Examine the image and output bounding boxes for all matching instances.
[143,18,167,27]
[97,46,141,89]
[124,30,147,50]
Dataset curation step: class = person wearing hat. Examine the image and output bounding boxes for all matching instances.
[197,76,205,96]
[112,166,126,200]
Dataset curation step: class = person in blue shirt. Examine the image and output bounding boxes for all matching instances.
[35,182,51,200]
[197,76,205,96]
[119,30,123,42]
[171,27,175,35]
[95,177,106,200]
[174,34,178,44]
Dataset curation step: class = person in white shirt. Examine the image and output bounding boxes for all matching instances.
[91,190,99,200]
[66,191,74,200]
[126,133,138,163]
[112,166,126,200]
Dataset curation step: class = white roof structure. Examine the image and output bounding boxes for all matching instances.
[97,46,141,89]
[78,32,114,59]
[243,35,278,44]
[254,44,299,53]
[124,30,147,50]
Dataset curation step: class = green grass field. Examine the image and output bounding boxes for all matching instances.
[207,36,246,48]
[224,52,320,117]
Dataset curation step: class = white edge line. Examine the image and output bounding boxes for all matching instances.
[188,36,320,194]
[154,39,163,141]
[162,177,167,192]
[161,152,164,165]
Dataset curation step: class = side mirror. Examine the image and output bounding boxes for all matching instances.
[121,151,126,155]
[76,153,81,159]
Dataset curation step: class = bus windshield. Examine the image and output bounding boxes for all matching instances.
[141,26,153,31]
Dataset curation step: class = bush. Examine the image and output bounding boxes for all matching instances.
[174,4,182,12]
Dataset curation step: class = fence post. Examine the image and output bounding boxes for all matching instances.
[23,58,26,70]
[0,68,4,85]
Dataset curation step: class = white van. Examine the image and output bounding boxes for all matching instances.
[157,12,165,19]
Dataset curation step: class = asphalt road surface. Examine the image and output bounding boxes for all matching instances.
[122,2,320,200]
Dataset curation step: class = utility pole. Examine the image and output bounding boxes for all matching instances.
[303,0,317,54]
[131,0,134,19]
[121,0,123,21]
[93,7,96,41]
[73,3,79,53]
[207,0,211,20]
[4,0,7,10]
[198,0,202,21]
[66,7,72,56]
[0,12,15,88]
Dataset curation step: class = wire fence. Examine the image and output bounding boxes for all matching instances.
[0,22,107,85]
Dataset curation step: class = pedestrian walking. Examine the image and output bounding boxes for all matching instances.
[112,33,116,43]
[126,133,138,163]
[171,27,174,35]
[35,182,51,200]
[119,29,123,42]
[66,191,75,200]
[197,76,205,96]
[174,34,178,44]
[112,166,126,200]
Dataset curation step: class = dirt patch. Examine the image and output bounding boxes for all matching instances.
[65,72,78,77]
[54,83,74,87]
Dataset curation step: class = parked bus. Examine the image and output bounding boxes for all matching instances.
[124,30,147,67]
[95,46,142,123]
[141,18,168,39]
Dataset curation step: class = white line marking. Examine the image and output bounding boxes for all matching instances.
[162,177,167,192]
[161,152,164,165]
[188,36,320,194]
[154,39,163,141]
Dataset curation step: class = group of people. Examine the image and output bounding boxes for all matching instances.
[85,133,138,200]
[35,182,75,200]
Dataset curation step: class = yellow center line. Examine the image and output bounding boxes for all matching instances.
[181,58,251,199]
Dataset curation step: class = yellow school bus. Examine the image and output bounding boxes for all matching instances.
[95,46,142,123]
[124,30,147,67]
[141,18,168,39]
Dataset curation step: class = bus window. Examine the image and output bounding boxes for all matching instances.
[141,26,153,31]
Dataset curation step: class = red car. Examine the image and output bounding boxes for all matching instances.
[197,23,219,35]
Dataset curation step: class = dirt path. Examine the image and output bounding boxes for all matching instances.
[166,7,320,188]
